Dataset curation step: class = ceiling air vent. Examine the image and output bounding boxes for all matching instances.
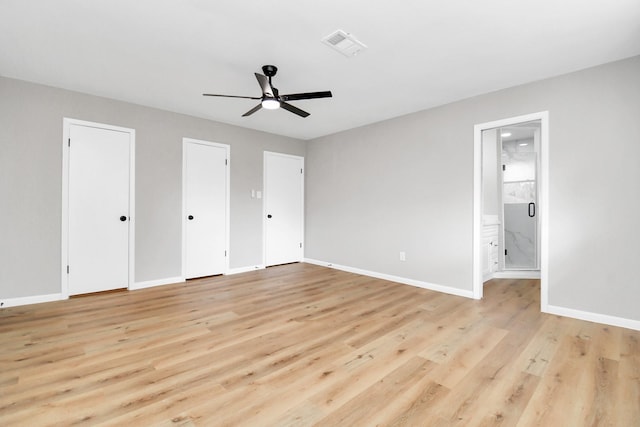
[321,30,367,57]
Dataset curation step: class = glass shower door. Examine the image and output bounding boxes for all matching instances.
[502,136,538,270]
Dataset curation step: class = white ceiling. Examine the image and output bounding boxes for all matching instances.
[1,0,639,140]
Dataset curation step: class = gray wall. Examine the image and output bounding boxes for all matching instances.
[0,76,304,299]
[305,55,640,321]
[482,128,500,216]
[3,56,640,323]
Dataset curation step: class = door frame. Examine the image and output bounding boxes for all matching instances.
[61,118,136,297]
[262,151,305,267]
[181,138,230,278]
[472,111,549,308]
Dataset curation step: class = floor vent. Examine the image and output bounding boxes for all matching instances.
[321,30,367,57]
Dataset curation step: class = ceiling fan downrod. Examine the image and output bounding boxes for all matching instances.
[262,65,278,85]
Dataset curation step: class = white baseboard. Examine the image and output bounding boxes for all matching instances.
[1,293,67,308]
[131,276,185,290]
[543,303,640,332]
[226,265,266,275]
[304,258,474,299]
[491,270,541,279]
[303,259,639,331]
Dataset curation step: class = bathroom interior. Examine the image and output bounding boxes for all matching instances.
[481,120,541,281]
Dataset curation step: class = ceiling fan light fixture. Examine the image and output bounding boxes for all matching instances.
[262,98,280,110]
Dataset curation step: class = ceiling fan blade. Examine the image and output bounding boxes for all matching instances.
[280,102,310,118]
[203,93,261,100]
[254,73,274,98]
[280,91,333,102]
[242,104,263,117]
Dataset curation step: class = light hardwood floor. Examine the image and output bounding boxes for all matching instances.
[1,263,639,426]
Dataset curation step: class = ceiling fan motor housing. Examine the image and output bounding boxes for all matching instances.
[262,65,278,77]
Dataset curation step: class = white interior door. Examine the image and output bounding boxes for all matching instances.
[67,123,132,295]
[183,139,228,279]
[264,152,304,267]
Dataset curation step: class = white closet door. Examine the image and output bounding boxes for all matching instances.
[184,140,228,279]
[68,124,131,295]
[264,152,304,267]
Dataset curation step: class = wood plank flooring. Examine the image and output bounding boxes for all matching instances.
[1,263,639,426]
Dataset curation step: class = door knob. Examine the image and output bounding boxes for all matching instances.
[120,216,127,222]
[267,214,272,219]
[188,215,194,220]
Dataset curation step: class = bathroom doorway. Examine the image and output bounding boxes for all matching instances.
[472,112,549,303]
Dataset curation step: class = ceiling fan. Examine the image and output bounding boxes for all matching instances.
[203,65,332,118]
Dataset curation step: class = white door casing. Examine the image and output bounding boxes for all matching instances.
[182,139,229,279]
[62,119,135,296]
[263,152,304,267]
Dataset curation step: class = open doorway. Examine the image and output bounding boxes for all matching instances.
[473,112,549,307]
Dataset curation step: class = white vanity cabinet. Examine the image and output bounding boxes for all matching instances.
[482,219,500,281]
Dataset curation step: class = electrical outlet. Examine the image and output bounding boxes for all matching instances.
[399,251,406,261]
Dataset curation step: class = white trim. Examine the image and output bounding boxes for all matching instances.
[545,304,640,332]
[539,114,550,313]
[473,124,482,299]
[61,118,136,298]
[226,265,266,275]
[304,259,474,299]
[182,138,231,279]
[263,151,305,267]
[491,271,541,279]
[131,276,185,291]
[130,128,136,292]
[473,111,549,302]
[62,121,70,296]
[1,293,66,308]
